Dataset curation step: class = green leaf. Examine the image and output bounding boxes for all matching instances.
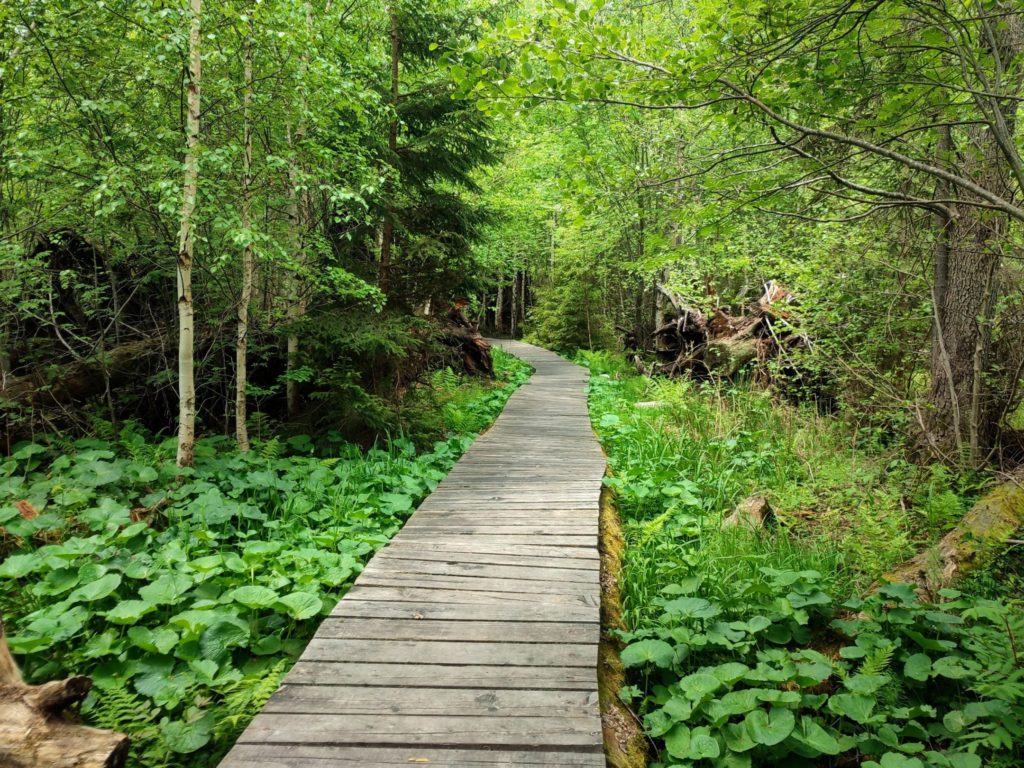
[276,591,323,620]
[620,639,674,669]
[791,716,842,755]
[744,707,795,746]
[161,709,215,753]
[663,723,691,759]
[679,671,723,699]
[229,585,279,609]
[70,572,122,602]
[139,572,194,605]
[828,693,875,724]
[105,599,157,624]
[199,620,250,663]
[903,653,932,681]
[662,596,720,620]
[0,553,41,578]
[688,733,720,760]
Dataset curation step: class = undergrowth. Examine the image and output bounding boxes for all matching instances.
[0,349,530,767]
[580,350,1024,768]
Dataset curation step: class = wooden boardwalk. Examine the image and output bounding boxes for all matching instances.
[220,341,608,767]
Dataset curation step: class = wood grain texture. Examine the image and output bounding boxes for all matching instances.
[219,341,606,767]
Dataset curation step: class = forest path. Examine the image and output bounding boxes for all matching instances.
[220,340,608,767]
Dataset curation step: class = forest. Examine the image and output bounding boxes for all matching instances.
[1,0,1023,767]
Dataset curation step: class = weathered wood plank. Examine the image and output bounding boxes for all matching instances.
[314,617,600,644]
[299,639,596,667]
[237,713,602,746]
[262,686,600,716]
[219,341,607,764]
[329,599,598,623]
[221,745,606,767]
[285,661,597,689]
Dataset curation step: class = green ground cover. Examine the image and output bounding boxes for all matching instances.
[0,349,530,768]
[582,351,1024,768]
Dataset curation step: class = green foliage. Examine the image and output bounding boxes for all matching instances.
[619,575,1024,768]
[0,356,528,767]
[582,353,1021,767]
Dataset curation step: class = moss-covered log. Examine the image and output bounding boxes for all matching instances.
[880,473,1024,598]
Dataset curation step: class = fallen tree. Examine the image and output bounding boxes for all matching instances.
[648,282,812,382]
[0,616,128,768]
[879,471,1024,599]
[0,338,164,408]
[442,300,494,376]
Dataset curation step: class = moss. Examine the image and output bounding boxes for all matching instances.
[598,480,649,768]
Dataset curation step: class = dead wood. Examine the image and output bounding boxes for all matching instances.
[639,281,815,387]
[0,338,163,409]
[443,302,494,377]
[723,495,776,530]
[878,471,1024,598]
[0,616,129,768]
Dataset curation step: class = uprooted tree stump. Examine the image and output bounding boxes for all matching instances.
[442,300,494,376]
[878,472,1024,599]
[650,281,813,383]
[0,616,128,768]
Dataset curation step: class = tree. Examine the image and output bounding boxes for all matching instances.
[176,0,202,468]
[460,0,1024,465]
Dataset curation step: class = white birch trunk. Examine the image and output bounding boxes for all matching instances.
[176,0,202,468]
[236,13,254,452]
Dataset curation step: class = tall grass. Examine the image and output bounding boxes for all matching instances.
[579,350,968,631]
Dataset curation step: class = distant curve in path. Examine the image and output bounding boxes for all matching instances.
[220,340,608,767]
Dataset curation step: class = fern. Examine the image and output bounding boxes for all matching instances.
[259,436,281,460]
[858,643,896,678]
[215,660,288,740]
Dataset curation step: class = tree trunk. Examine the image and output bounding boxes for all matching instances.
[495,280,504,335]
[236,13,254,452]
[378,3,400,294]
[175,0,202,468]
[510,270,518,338]
[926,14,1024,465]
[0,616,129,768]
[285,3,313,424]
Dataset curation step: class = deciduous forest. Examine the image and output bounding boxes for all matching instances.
[1,1,1022,767]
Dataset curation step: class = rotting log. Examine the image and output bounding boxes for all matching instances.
[0,616,129,768]
[443,300,494,377]
[879,472,1024,598]
[0,338,162,408]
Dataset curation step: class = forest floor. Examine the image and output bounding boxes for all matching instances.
[0,350,531,768]
[581,350,1024,768]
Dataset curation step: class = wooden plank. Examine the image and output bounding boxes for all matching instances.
[314,617,600,644]
[380,540,600,560]
[285,661,597,689]
[329,599,598,624]
[219,341,607,765]
[262,686,599,716]
[237,713,602,747]
[221,745,606,767]
[299,639,596,667]
[360,558,598,583]
[374,548,600,571]
[342,585,601,609]
[356,573,596,596]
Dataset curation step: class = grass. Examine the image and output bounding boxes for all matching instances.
[579,350,1024,768]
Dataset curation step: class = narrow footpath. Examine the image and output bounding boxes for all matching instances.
[220,341,608,767]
